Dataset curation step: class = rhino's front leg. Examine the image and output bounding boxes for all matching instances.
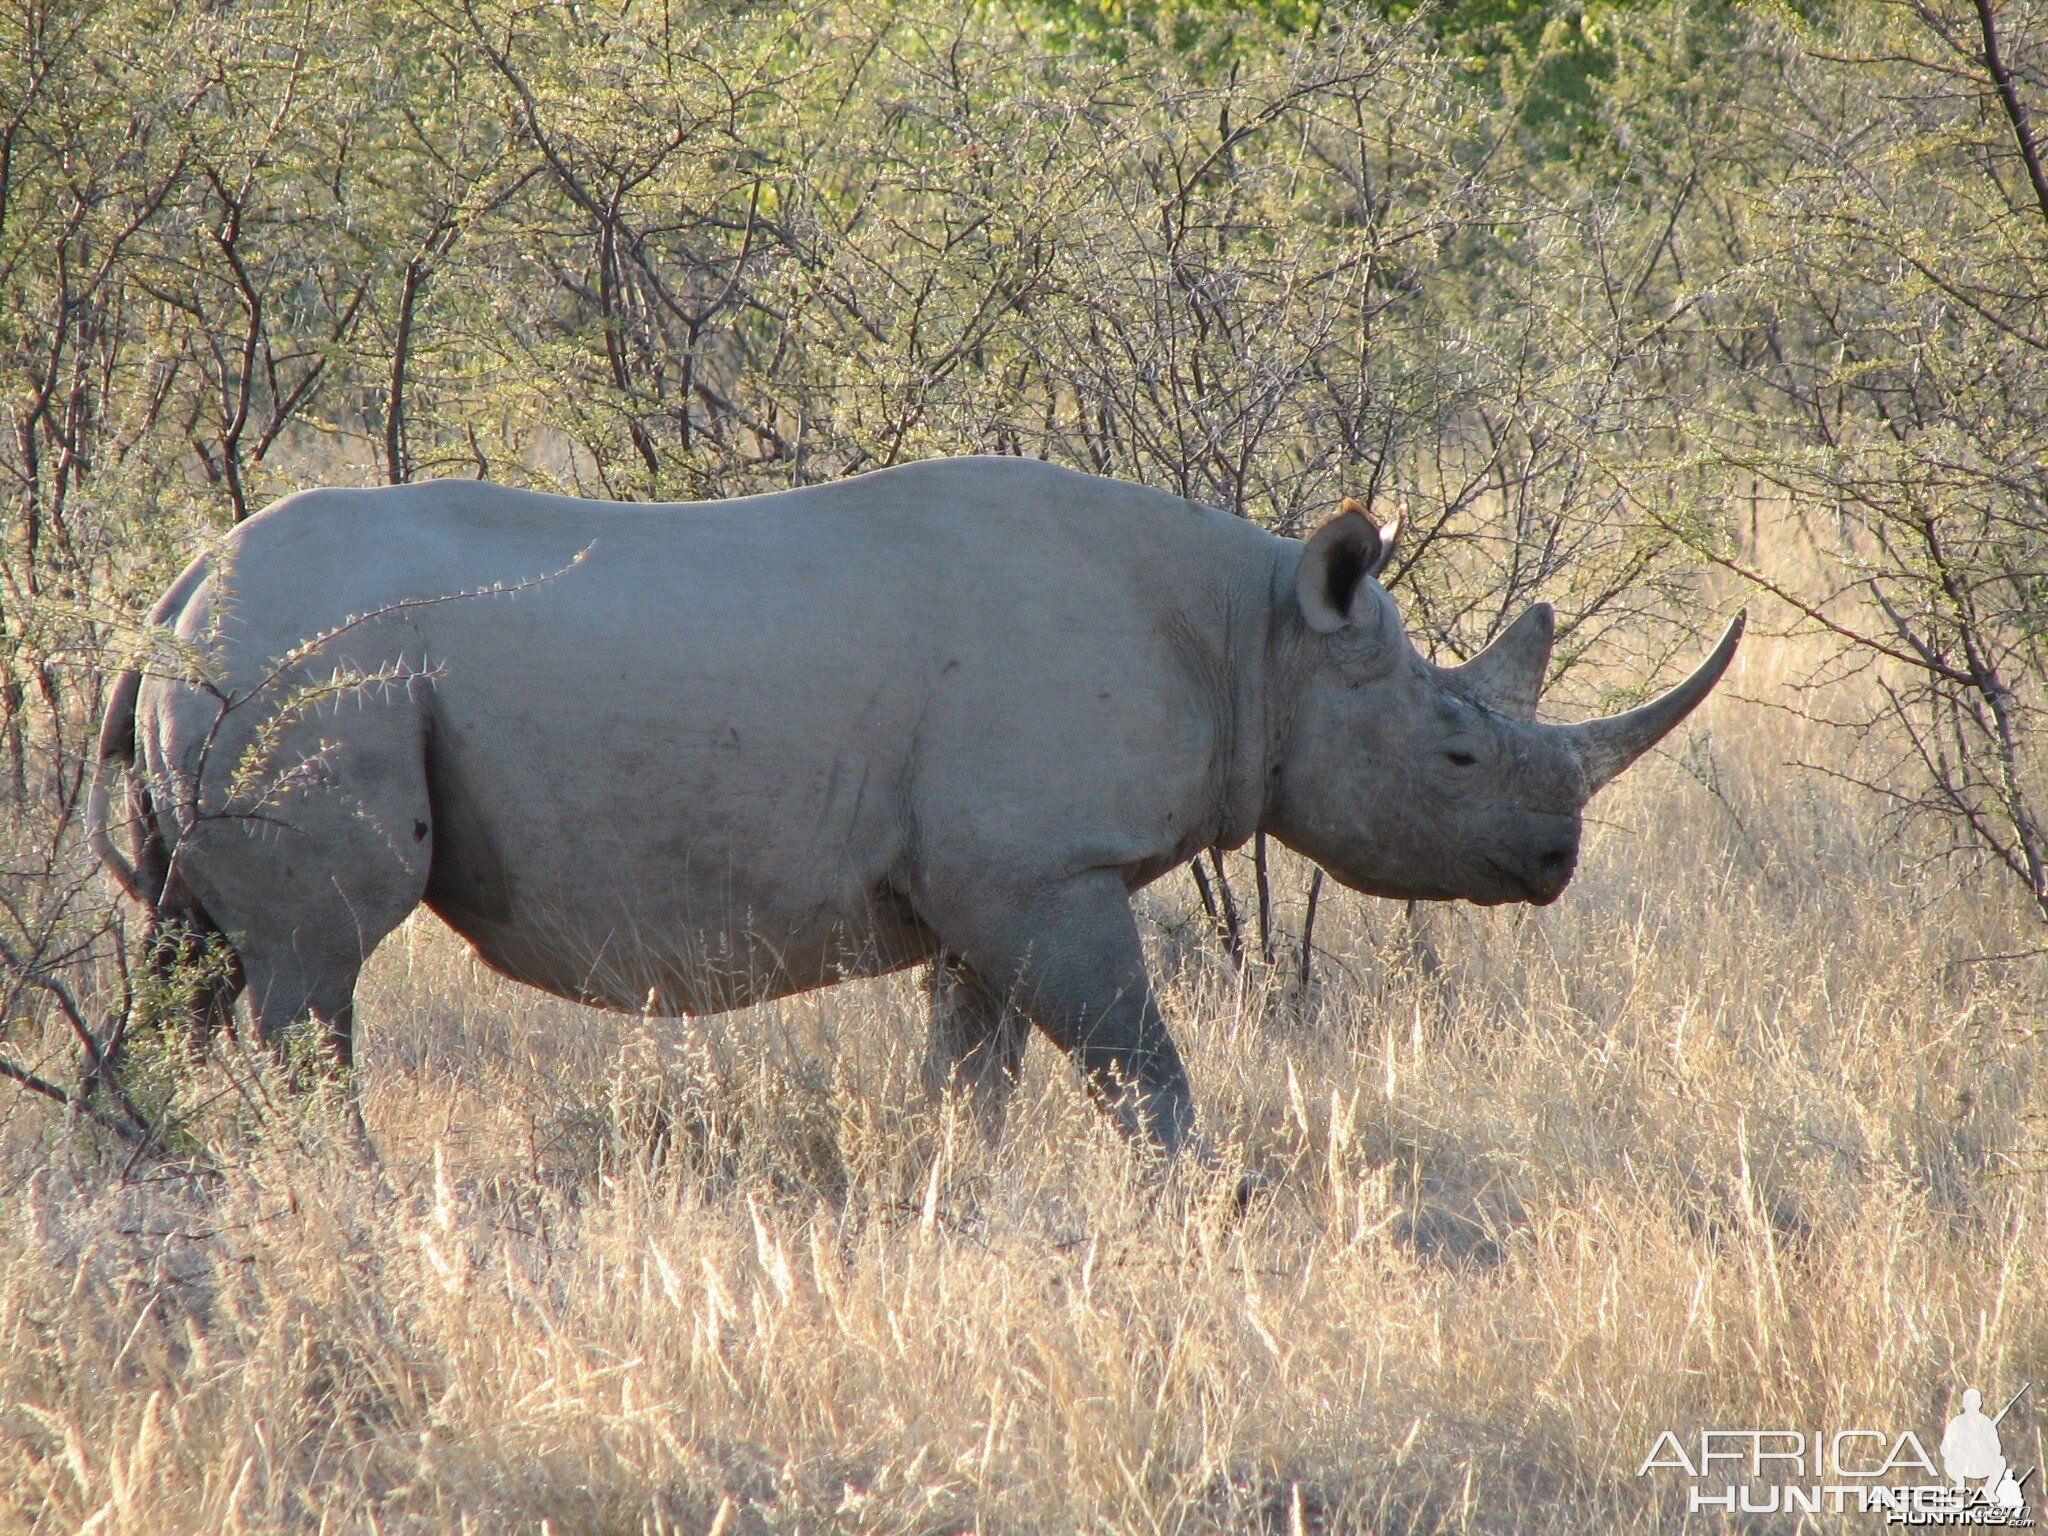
[930,869,1195,1155]
[922,950,1031,1141]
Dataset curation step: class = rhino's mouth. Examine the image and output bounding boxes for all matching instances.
[1483,856,1570,907]
[1473,862,1528,906]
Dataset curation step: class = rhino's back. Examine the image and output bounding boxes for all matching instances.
[213,455,1261,645]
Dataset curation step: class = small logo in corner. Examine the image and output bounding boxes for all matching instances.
[1638,1383,2035,1524]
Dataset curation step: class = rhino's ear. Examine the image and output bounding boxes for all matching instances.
[1297,498,1399,634]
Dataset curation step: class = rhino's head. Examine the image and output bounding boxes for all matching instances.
[1267,500,1743,907]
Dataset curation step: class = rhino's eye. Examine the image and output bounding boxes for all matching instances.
[1445,748,1478,767]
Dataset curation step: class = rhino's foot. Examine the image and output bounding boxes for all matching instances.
[1139,1139,1267,1230]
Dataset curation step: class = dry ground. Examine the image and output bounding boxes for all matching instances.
[2,631,2044,1534]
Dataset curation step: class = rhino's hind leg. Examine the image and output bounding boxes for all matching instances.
[191,855,427,1074]
[236,942,371,1071]
[163,700,435,1075]
[921,951,1031,1141]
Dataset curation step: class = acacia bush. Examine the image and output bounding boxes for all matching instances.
[1681,3,2048,924]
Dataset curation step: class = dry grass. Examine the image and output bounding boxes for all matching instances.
[3,633,2045,1534]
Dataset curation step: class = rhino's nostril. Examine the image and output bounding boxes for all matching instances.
[1537,845,1576,874]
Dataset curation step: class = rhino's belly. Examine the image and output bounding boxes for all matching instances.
[427,876,938,1014]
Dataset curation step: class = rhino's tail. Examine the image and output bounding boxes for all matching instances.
[89,553,215,910]
[87,663,155,907]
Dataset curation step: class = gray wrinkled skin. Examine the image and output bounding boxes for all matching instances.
[90,457,1741,1155]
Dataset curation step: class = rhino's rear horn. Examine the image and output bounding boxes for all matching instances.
[1454,603,1554,720]
[1565,612,1746,795]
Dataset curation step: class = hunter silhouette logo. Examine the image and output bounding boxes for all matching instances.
[1944,1389,2030,1513]
[1639,1383,2035,1523]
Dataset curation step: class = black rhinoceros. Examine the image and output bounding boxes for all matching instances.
[91,457,1739,1153]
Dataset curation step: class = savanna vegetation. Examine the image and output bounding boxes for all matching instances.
[2,0,2046,1530]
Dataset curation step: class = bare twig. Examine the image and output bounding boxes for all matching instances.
[1972,0,2048,234]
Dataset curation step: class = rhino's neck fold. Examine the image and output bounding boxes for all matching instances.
[1203,539,1301,854]
[1166,536,1289,860]
[1209,643,1269,856]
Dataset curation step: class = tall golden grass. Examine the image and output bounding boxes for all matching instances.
[2,628,2043,1534]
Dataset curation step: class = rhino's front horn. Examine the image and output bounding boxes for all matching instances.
[1455,603,1555,719]
[1565,612,1746,795]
